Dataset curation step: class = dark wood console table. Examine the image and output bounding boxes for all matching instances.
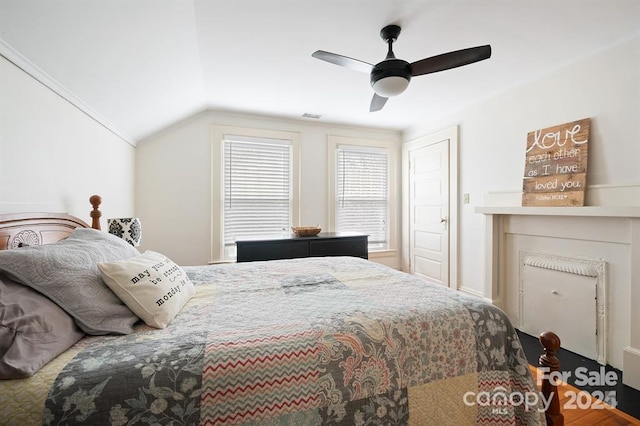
[236,232,368,262]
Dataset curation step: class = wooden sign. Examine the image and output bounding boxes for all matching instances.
[522,118,590,206]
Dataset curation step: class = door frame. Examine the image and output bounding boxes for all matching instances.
[402,126,459,290]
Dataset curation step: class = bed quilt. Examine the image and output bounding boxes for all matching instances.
[0,256,545,425]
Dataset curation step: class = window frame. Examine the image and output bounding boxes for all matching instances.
[327,135,398,254]
[211,125,300,262]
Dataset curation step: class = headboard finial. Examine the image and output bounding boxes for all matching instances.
[89,195,102,230]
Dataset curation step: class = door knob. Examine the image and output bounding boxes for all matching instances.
[440,216,448,230]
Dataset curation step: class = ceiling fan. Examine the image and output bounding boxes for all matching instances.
[312,24,491,112]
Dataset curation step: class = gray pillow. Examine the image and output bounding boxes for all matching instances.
[0,274,85,379]
[0,228,140,335]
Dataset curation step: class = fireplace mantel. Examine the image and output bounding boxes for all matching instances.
[476,205,640,218]
[475,201,640,390]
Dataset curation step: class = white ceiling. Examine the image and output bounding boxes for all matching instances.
[1,0,639,143]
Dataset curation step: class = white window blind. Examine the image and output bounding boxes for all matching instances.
[223,135,292,258]
[336,145,388,250]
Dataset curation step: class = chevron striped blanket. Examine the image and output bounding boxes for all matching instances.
[3,257,545,425]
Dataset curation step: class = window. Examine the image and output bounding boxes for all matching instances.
[337,146,388,250]
[328,135,397,253]
[212,125,299,262]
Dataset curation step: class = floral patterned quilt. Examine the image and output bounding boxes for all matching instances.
[0,257,545,425]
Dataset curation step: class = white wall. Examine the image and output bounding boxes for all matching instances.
[136,111,401,266]
[404,36,640,297]
[0,55,135,223]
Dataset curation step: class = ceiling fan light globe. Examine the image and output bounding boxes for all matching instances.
[372,76,410,97]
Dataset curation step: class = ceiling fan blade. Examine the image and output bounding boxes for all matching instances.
[410,45,491,76]
[369,93,388,112]
[312,50,373,73]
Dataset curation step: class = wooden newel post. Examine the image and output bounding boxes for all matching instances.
[539,331,564,426]
[89,195,102,230]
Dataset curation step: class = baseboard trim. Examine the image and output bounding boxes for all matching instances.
[623,346,640,391]
[457,286,493,304]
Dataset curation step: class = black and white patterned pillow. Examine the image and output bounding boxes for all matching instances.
[108,217,142,246]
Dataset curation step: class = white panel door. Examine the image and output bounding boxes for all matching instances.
[408,140,449,285]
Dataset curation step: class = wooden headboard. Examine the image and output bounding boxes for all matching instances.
[0,195,102,250]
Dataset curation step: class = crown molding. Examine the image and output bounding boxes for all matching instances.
[0,39,136,146]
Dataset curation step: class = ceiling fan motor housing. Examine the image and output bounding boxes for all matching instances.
[370,59,412,97]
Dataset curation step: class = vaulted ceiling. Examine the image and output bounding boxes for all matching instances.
[1,0,638,143]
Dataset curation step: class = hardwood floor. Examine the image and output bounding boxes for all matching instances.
[530,366,640,425]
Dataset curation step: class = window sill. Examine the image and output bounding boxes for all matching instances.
[208,260,236,265]
[368,249,398,258]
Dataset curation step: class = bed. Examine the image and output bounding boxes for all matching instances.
[0,196,555,425]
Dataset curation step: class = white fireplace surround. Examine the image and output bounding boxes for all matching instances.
[476,184,640,390]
